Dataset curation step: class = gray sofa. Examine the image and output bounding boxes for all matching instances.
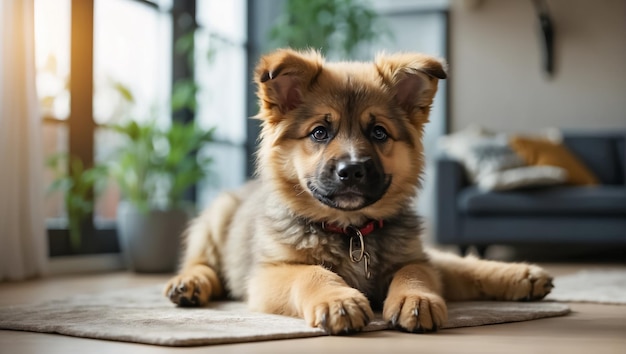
[434,131,626,256]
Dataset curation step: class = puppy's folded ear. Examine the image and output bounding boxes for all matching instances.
[255,49,324,118]
[375,53,447,118]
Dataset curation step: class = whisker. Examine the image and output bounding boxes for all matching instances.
[294,184,306,197]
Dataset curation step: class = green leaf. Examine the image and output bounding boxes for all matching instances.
[44,153,110,250]
[68,218,82,251]
[113,82,135,103]
[175,30,195,56]
[171,79,198,112]
[47,177,72,195]
[268,0,388,58]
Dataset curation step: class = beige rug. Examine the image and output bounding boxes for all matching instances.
[546,269,626,305]
[0,285,569,346]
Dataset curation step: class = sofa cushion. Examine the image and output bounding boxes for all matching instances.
[563,135,622,185]
[478,166,567,191]
[509,136,599,185]
[458,186,626,216]
[438,127,525,183]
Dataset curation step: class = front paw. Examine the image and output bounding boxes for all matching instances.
[164,272,213,307]
[383,292,447,333]
[302,287,374,335]
[505,264,554,301]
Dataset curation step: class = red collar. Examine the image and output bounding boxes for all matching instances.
[321,219,384,237]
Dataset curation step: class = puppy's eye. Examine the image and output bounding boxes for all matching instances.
[371,126,388,142]
[311,126,329,142]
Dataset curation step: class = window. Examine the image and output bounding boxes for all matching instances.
[36,0,71,225]
[93,0,173,222]
[195,0,248,209]
[35,0,248,257]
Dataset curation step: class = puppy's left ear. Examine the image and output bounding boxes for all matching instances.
[375,53,447,117]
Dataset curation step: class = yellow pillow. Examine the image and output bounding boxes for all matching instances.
[509,136,598,186]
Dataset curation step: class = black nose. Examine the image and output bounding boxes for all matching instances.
[336,160,366,185]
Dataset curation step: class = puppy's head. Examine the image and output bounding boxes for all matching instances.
[254,49,446,225]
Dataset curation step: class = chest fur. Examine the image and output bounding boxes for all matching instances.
[268,222,425,307]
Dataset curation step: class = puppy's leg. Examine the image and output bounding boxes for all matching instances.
[164,261,222,306]
[164,192,240,306]
[427,249,554,301]
[247,264,374,335]
[383,263,448,332]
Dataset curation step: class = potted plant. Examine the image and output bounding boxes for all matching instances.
[268,0,388,59]
[107,19,215,272]
[107,119,214,273]
[46,154,108,251]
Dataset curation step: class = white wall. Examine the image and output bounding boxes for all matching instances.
[450,0,626,133]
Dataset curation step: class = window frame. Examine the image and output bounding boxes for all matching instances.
[46,0,195,257]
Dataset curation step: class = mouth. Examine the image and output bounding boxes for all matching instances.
[307,178,391,211]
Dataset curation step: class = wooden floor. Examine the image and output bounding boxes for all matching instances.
[1,263,625,354]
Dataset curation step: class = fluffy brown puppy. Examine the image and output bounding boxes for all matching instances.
[165,49,553,334]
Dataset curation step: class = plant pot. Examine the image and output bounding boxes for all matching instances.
[116,201,191,273]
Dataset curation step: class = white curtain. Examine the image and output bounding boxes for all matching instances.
[0,0,48,280]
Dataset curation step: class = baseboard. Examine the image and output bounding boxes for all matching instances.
[47,253,126,275]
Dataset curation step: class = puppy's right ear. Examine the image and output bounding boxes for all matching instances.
[255,49,323,119]
[375,53,447,120]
